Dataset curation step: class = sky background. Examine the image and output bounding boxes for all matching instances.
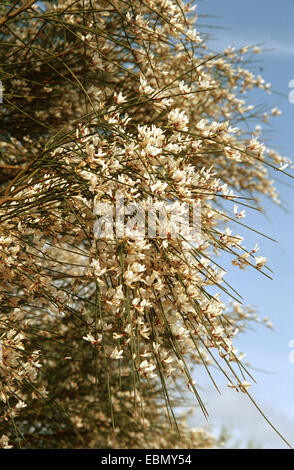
[189,0,294,449]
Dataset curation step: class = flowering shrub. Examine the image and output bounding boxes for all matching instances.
[0,0,291,448]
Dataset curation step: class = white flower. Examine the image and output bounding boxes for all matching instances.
[150,181,168,194]
[83,333,102,345]
[239,380,251,392]
[16,400,27,409]
[139,76,154,95]
[178,80,191,95]
[224,146,242,161]
[139,324,151,339]
[139,360,156,375]
[110,347,123,360]
[198,76,213,89]
[87,85,102,101]
[186,29,201,43]
[114,91,127,104]
[90,259,107,277]
[0,435,12,449]
[233,205,246,219]
[130,262,146,273]
[113,332,124,340]
[168,109,189,130]
[255,256,267,269]
[123,270,143,286]
[195,118,206,130]
[252,243,259,253]
[271,107,282,116]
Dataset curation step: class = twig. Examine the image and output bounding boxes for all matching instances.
[0,0,38,28]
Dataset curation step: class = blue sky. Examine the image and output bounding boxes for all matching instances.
[190,0,294,448]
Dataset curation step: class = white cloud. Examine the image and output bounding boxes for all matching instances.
[191,387,294,448]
